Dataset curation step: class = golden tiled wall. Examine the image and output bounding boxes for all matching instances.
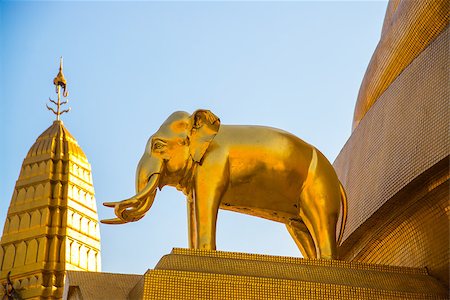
[64,271,142,300]
[334,20,449,288]
[143,270,445,300]
[353,0,448,129]
[141,248,447,299]
[334,26,449,241]
[341,171,448,285]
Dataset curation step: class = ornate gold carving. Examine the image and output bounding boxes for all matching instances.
[47,57,71,120]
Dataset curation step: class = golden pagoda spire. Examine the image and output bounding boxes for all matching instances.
[46,57,71,120]
[0,61,101,299]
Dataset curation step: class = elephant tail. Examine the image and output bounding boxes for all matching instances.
[337,182,348,246]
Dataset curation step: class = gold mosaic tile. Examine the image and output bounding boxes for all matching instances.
[334,14,448,291]
[142,248,448,300]
[353,0,448,129]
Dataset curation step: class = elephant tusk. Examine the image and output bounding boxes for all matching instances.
[134,173,160,200]
[100,217,126,225]
[103,193,143,210]
[102,173,160,209]
[102,173,161,224]
[103,199,137,210]
[120,191,156,219]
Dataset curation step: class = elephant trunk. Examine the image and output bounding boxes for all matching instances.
[101,155,163,224]
[118,172,160,222]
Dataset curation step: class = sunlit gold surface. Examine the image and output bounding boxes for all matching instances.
[102,110,347,259]
[2,1,447,298]
[352,0,448,130]
[137,248,447,299]
[334,4,449,289]
[64,271,142,300]
[0,66,100,299]
[61,247,448,299]
[340,160,449,286]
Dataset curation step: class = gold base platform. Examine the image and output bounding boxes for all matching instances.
[134,248,447,299]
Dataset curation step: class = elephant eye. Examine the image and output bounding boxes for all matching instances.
[153,141,165,150]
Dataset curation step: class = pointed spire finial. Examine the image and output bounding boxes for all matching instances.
[47,57,71,121]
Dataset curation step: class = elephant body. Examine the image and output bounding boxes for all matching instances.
[102,110,347,259]
[205,125,318,220]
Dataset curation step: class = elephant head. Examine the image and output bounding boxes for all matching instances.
[101,109,220,224]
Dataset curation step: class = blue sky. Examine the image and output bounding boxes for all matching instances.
[1,1,387,274]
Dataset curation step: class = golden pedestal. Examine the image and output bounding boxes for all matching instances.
[134,248,447,299]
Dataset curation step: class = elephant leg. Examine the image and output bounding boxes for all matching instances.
[187,196,197,248]
[194,158,229,250]
[299,190,339,259]
[299,150,342,259]
[193,186,221,250]
[286,220,317,258]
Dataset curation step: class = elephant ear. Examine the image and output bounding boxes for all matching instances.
[188,110,220,163]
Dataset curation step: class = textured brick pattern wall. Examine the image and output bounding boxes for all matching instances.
[143,270,445,300]
[140,248,447,299]
[65,271,142,300]
[334,26,449,242]
[166,248,428,275]
[342,176,449,285]
[333,21,449,289]
[353,0,448,129]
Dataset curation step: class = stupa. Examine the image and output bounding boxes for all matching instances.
[0,1,448,299]
[0,59,101,299]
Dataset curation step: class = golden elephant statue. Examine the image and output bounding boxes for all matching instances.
[102,110,347,259]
